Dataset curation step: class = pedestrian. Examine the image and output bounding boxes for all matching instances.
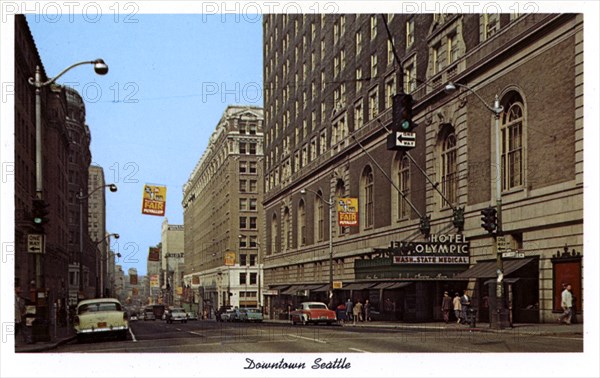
[345,298,354,322]
[441,291,452,323]
[353,300,363,324]
[336,303,347,325]
[14,287,25,340]
[557,283,573,325]
[364,299,372,322]
[460,290,471,324]
[453,292,462,324]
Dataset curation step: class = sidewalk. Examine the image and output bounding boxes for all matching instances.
[264,318,584,337]
[14,323,76,353]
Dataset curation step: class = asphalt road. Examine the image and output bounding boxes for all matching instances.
[50,319,583,353]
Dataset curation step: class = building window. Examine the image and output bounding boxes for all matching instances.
[368,87,379,120]
[249,161,257,174]
[239,180,247,192]
[370,15,377,40]
[240,254,247,266]
[249,273,257,285]
[404,60,417,94]
[316,191,325,242]
[239,273,247,285]
[298,199,307,247]
[406,18,415,48]
[355,29,362,55]
[249,254,257,265]
[363,166,374,229]
[356,67,363,93]
[387,39,394,65]
[240,142,247,154]
[240,217,247,229]
[354,100,364,129]
[239,161,247,174]
[249,198,257,211]
[371,54,378,79]
[249,143,257,155]
[441,132,458,207]
[283,207,291,251]
[484,13,499,40]
[447,32,459,64]
[335,179,347,236]
[501,94,525,191]
[433,42,444,74]
[239,198,248,211]
[398,155,411,219]
[249,217,257,229]
[270,214,278,255]
[249,236,257,248]
[239,235,248,248]
[385,75,396,109]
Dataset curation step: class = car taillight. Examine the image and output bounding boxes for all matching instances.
[73,315,79,326]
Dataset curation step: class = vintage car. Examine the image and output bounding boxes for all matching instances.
[220,309,238,322]
[215,305,232,322]
[186,311,199,321]
[239,308,263,322]
[165,307,188,324]
[143,307,156,321]
[74,298,129,342]
[290,302,337,325]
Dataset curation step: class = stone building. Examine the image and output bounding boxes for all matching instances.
[262,14,583,323]
[160,219,184,306]
[182,106,264,317]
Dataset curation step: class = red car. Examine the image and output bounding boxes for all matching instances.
[290,302,337,325]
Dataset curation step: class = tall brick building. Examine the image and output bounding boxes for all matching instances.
[262,14,583,323]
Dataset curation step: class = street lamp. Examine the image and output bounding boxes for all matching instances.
[28,58,108,291]
[77,183,117,300]
[95,233,120,298]
[300,188,335,309]
[444,81,507,329]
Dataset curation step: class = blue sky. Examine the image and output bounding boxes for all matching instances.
[26,14,263,275]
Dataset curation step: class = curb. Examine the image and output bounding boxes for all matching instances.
[15,335,76,353]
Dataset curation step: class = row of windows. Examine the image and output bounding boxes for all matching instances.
[239,272,258,285]
[267,92,525,254]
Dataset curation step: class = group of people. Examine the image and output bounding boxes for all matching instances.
[336,298,372,324]
[441,290,471,324]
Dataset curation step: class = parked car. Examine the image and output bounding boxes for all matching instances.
[290,302,337,326]
[220,309,242,322]
[239,308,263,322]
[129,312,138,321]
[186,312,199,321]
[215,305,232,322]
[74,298,129,342]
[165,307,188,324]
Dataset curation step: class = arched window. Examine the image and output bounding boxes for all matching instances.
[501,92,525,191]
[362,166,374,229]
[270,213,278,255]
[335,179,346,236]
[298,199,306,247]
[398,155,411,219]
[441,131,458,206]
[315,191,325,242]
[283,207,291,251]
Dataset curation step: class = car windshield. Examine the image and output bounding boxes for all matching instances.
[307,304,327,309]
[79,302,121,314]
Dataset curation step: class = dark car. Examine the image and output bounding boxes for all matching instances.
[215,305,232,322]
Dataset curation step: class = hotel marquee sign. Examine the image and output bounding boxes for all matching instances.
[390,234,470,265]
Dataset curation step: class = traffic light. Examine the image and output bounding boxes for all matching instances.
[419,215,431,237]
[392,93,414,132]
[453,206,465,232]
[480,206,497,234]
[32,199,49,231]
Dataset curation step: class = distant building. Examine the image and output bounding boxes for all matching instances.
[183,106,264,316]
[160,219,184,306]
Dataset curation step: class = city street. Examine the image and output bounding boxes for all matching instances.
[49,320,583,353]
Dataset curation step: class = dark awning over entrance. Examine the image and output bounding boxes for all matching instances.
[454,258,536,279]
[342,282,376,290]
[280,285,304,295]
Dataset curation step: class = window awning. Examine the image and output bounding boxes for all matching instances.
[280,285,305,295]
[386,282,413,289]
[454,258,536,279]
[269,284,290,290]
[313,284,330,292]
[372,282,396,289]
[341,282,376,290]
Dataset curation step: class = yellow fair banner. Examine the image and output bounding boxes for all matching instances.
[176,287,183,295]
[150,274,160,288]
[337,197,359,227]
[224,251,236,266]
[142,184,167,216]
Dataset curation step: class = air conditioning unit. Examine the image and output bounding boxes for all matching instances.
[296,290,310,297]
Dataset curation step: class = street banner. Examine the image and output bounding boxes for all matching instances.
[224,251,236,266]
[141,184,167,216]
[177,287,183,295]
[337,197,359,227]
[130,274,138,285]
[148,247,161,261]
[150,274,160,288]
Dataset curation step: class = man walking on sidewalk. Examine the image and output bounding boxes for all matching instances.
[558,283,573,325]
[441,291,452,323]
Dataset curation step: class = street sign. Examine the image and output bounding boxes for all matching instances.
[27,234,44,254]
[387,131,416,150]
[496,236,511,251]
[501,250,525,258]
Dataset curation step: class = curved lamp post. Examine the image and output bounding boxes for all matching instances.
[300,188,334,309]
[28,59,108,291]
[95,233,120,298]
[444,81,507,329]
[77,184,117,300]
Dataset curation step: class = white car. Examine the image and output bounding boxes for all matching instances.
[165,307,188,323]
[74,298,129,342]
